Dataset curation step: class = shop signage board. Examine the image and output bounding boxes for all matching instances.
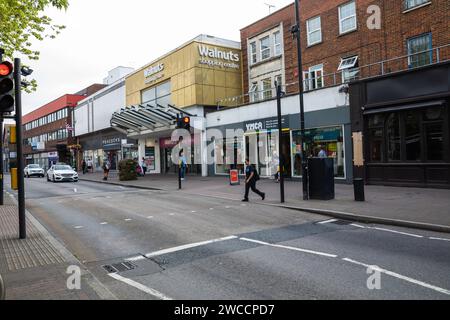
[145,147,156,171]
[198,45,240,70]
[244,116,289,132]
[103,137,121,151]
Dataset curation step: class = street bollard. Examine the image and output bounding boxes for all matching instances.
[353,178,365,202]
[0,273,5,300]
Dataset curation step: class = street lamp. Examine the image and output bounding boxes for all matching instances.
[291,0,309,200]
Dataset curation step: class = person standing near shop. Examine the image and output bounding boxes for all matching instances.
[102,159,111,181]
[87,158,93,173]
[141,157,148,175]
[242,158,265,202]
[179,150,187,181]
[82,159,87,174]
[318,145,327,158]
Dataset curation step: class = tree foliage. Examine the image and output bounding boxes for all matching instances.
[0,0,69,91]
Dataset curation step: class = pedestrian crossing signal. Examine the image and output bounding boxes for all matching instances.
[177,116,191,130]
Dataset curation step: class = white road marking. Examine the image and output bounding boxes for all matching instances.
[429,237,450,242]
[318,219,338,224]
[169,213,175,216]
[73,188,78,193]
[371,227,423,238]
[124,219,132,222]
[225,206,231,209]
[100,222,108,225]
[191,211,197,213]
[147,216,154,219]
[350,223,366,229]
[74,226,84,229]
[143,236,238,259]
[209,208,214,210]
[109,273,172,300]
[239,237,338,258]
[342,258,450,296]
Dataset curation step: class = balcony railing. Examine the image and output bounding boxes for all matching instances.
[217,44,450,109]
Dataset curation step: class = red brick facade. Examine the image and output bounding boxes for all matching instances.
[241,0,450,94]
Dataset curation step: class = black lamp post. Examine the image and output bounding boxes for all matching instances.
[292,0,309,200]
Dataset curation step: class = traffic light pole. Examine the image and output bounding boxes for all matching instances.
[14,58,26,239]
[276,83,285,203]
[0,116,3,206]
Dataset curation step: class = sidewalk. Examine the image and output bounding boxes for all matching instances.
[80,171,450,233]
[0,193,115,300]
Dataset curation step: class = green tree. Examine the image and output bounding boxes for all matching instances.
[0,0,69,90]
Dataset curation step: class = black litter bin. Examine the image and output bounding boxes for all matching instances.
[308,157,335,200]
[353,178,365,202]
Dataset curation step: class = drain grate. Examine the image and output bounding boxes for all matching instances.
[102,261,136,274]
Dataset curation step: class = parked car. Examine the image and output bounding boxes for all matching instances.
[24,164,45,178]
[47,164,79,183]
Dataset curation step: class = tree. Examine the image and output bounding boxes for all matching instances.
[0,0,69,91]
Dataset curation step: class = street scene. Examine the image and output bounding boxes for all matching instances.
[0,0,449,311]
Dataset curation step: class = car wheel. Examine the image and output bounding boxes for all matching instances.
[52,174,56,183]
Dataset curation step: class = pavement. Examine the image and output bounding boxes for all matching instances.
[78,171,450,233]
[0,191,116,300]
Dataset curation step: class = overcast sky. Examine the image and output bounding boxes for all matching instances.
[21,0,294,115]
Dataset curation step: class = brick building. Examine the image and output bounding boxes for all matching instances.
[22,84,106,170]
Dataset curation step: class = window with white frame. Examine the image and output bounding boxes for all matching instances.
[250,42,257,64]
[304,65,324,91]
[339,1,357,34]
[260,36,271,60]
[338,56,359,83]
[404,0,430,10]
[249,82,259,102]
[262,78,272,100]
[407,33,432,68]
[306,16,322,46]
[274,31,282,56]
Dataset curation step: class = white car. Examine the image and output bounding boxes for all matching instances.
[47,164,79,182]
[24,164,45,178]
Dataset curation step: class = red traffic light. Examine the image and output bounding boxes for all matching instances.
[0,61,13,76]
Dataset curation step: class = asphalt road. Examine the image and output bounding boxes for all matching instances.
[8,176,450,300]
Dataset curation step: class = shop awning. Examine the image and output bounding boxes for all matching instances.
[363,100,446,115]
[110,104,191,135]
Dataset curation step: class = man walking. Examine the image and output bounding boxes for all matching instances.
[242,158,265,202]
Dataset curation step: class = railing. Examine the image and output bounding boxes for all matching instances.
[217,44,450,109]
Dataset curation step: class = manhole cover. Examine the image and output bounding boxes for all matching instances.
[102,261,136,274]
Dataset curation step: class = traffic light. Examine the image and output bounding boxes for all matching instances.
[177,116,191,130]
[0,61,14,113]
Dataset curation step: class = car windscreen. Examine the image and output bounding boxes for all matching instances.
[54,166,72,171]
[29,165,40,168]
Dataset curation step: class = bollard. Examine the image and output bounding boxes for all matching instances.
[353,178,365,202]
[0,273,5,300]
[10,168,18,191]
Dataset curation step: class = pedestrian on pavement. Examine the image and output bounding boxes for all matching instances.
[179,150,187,181]
[142,157,147,175]
[87,158,93,173]
[242,158,265,202]
[272,150,280,182]
[82,159,87,174]
[318,145,327,158]
[102,160,110,181]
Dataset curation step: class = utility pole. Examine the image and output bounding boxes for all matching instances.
[292,0,309,200]
[276,82,285,203]
[0,48,4,206]
[14,58,26,239]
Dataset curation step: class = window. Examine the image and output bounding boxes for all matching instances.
[306,16,322,46]
[260,36,271,60]
[407,33,432,68]
[249,42,257,64]
[405,111,421,161]
[338,56,359,83]
[249,82,259,102]
[142,81,171,106]
[339,1,357,34]
[386,113,401,161]
[304,65,324,91]
[273,31,282,56]
[404,0,431,10]
[262,78,272,100]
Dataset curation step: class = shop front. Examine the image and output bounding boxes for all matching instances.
[350,61,450,188]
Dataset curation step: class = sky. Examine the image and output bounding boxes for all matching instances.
[21,0,294,115]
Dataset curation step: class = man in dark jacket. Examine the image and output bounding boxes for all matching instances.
[242,158,265,202]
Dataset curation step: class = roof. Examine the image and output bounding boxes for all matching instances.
[22,94,85,124]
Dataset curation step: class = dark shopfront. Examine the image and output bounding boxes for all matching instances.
[350,62,450,188]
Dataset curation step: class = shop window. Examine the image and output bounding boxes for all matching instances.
[292,126,345,178]
[260,36,271,60]
[407,33,432,68]
[386,113,401,161]
[405,111,421,161]
[369,129,384,162]
[339,1,357,34]
[142,81,171,107]
[424,107,444,161]
[215,138,245,175]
